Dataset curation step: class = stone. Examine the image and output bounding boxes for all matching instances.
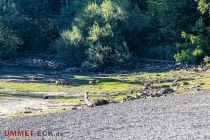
[43,96,56,99]
[122,96,137,102]
[109,92,122,96]
[192,85,199,88]
[140,91,149,96]
[161,85,170,88]
[24,110,32,114]
[183,82,189,85]
[144,82,152,89]
[55,79,72,85]
[72,107,78,110]
[158,87,174,94]
[199,83,205,85]
[43,96,50,99]
[171,82,180,87]
[94,99,109,106]
[151,93,156,98]
[155,93,162,97]
[197,67,203,72]
[130,90,134,94]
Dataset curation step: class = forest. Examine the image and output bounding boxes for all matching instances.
[0,0,209,70]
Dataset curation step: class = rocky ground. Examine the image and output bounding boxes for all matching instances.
[0,58,210,118]
[0,91,210,140]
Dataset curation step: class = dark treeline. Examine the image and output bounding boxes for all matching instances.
[0,0,209,70]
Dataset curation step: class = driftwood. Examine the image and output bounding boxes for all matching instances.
[84,92,94,107]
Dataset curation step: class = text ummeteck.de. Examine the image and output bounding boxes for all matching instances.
[3,130,64,137]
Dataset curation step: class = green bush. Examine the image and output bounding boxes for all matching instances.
[175,18,209,63]
[53,0,144,70]
[204,56,210,64]
[175,0,209,63]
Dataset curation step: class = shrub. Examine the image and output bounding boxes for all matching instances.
[204,56,210,64]
[175,0,209,63]
[175,18,209,63]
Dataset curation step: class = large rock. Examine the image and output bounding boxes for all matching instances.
[94,99,109,106]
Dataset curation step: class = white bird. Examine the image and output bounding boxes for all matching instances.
[89,81,93,85]
[95,80,100,84]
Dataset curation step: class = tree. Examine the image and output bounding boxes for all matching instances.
[175,0,210,63]
[15,0,60,52]
[129,0,148,12]
[147,0,199,43]
[53,0,146,70]
[0,0,22,58]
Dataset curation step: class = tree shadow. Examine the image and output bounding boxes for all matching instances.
[0,61,189,88]
[0,67,57,84]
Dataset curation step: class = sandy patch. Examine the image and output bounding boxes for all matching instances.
[0,97,85,118]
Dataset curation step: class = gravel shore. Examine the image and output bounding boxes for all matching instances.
[0,92,210,140]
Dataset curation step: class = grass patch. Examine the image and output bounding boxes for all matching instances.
[0,94,13,98]
[0,74,140,93]
[0,69,210,95]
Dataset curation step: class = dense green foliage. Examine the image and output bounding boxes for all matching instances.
[147,0,199,42]
[0,0,209,68]
[0,0,22,58]
[175,0,210,63]
[15,0,59,52]
[52,0,146,69]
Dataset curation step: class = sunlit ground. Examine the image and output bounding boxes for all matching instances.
[0,67,210,118]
